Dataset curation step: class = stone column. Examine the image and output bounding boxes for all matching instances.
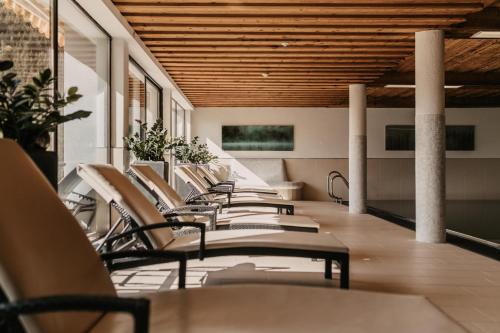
[415,30,446,243]
[349,84,367,214]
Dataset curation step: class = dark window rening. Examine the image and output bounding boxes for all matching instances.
[385,125,416,151]
[446,126,475,151]
[386,125,475,151]
[222,125,294,151]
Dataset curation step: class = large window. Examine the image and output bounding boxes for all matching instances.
[171,99,185,137]
[0,0,111,175]
[129,61,145,136]
[58,0,110,177]
[128,59,162,139]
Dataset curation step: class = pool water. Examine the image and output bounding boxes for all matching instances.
[368,200,500,245]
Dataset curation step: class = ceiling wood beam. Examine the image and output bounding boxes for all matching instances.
[375,71,500,86]
[115,1,484,4]
[116,4,483,16]
[446,6,500,38]
[124,16,466,26]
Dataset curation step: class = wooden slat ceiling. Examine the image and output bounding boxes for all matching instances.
[113,0,499,107]
[397,38,500,72]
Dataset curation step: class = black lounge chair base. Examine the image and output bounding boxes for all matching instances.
[215,223,318,233]
[220,201,294,215]
[105,227,349,289]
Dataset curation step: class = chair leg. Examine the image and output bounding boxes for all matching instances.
[178,259,187,289]
[324,259,332,279]
[339,255,349,289]
[96,218,124,252]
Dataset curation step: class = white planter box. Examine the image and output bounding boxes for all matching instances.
[134,160,169,181]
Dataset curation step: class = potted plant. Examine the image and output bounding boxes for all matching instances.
[0,60,91,189]
[170,135,217,167]
[124,119,170,180]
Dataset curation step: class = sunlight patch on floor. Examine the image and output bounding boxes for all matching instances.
[113,255,340,294]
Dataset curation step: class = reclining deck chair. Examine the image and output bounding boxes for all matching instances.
[128,163,319,232]
[77,163,349,288]
[0,139,469,333]
[197,164,279,195]
[182,164,278,199]
[176,165,296,214]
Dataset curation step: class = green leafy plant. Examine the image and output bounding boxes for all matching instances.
[170,136,217,164]
[0,60,91,151]
[124,119,169,161]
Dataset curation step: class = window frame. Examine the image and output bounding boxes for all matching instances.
[51,0,112,164]
[128,57,163,127]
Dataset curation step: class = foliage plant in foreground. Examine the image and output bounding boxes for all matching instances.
[0,60,91,151]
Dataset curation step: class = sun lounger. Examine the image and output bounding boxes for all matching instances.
[176,165,295,214]
[77,163,349,288]
[129,163,319,232]
[197,164,279,195]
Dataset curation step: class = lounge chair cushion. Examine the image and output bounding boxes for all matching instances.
[131,164,185,209]
[217,212,318,229]
[214,194,293,206]
[91,285,467,333]
[0,139,116,333]
[187,212,319,230]
[166,229,347,254]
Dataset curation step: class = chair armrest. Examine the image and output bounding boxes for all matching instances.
[190,191,231,207]
[215,181,235,192]
[105,221,206,260]
[0,295,149,333]
[100,250,188,289]
[210,185,232,193]
[169,205,216,213]
[219,180,235,185]
[206,187,232,206]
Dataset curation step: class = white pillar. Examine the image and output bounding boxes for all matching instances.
[349,84,367,214]
[110,39,129,172]
[415,30,446,243]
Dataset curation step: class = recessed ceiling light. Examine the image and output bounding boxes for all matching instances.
[384,84,462,89]
[261,73,269,78]
[280,41,289,48]
[471,31,500,39]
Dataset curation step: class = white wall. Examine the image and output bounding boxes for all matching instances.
[193,107,347,158]
[193,107,500,159]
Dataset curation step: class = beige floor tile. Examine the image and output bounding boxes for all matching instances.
[111,201,500,330]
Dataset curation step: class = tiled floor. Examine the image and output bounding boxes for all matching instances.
[112,201,500,333]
